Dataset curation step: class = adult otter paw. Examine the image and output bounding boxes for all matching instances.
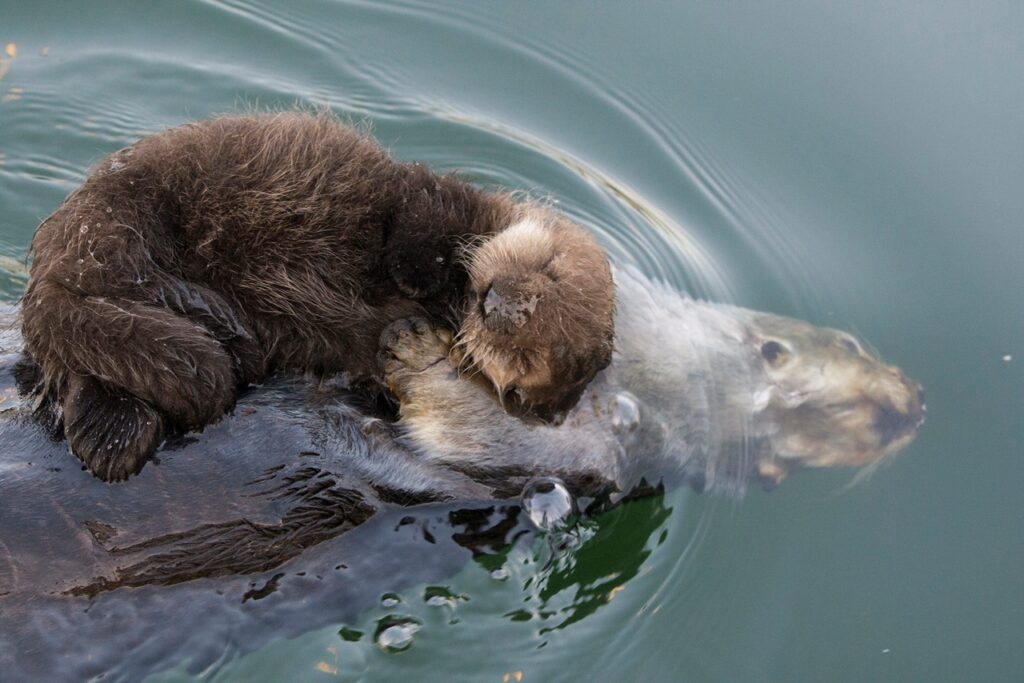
[378,317,453,397]
[63,376,165,482]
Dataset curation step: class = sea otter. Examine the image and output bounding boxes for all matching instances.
[0,268,924,679]
[20,112,614,482]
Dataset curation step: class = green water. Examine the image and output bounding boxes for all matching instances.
[1,1,1021,681]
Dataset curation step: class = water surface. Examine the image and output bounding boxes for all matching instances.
[0,1,1021,681]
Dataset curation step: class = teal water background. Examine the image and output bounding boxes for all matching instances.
[1,1,1021,681]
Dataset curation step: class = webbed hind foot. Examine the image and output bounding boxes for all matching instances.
[64,375,165,482]
[378,317,453,400]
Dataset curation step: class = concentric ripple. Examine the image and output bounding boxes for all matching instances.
[0,1,901,681]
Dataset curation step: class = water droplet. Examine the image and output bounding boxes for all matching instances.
[1003,354,1012,362]
[105,207,113,213]
[423,586,461,608]
[490,567,509,581]
[79,224,89,234]
[520,477,575,531]
[609,391,640,434]
[375,616,421,653]
[76,258,84,264]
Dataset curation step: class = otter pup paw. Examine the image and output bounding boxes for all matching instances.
[63,376,165,482]
[378,317,453,397]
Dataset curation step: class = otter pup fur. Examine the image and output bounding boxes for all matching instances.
[21,112,614,481]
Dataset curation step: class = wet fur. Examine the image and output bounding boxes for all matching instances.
[381,267,925,496]
[21,112,613,481]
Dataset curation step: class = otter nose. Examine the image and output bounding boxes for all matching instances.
[482,281,535,334]
[482,286,504,318]
[874,393,926,447]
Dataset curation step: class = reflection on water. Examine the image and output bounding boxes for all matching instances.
[432,107,733,300]
[0,0,1020,681]
[515,494,674,638]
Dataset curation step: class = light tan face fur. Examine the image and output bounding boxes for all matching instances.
[745,313,926,488]
[455,207,615,416]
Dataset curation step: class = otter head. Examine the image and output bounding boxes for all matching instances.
[743,313,925,489]
[457,209,615,418]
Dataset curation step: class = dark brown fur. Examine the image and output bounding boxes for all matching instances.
[21,112,614,481]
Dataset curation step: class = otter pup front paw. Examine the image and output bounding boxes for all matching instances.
[63,376,165,482]
[378,317,453,398]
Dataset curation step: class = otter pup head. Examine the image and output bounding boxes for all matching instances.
[457,208,615,417]
[744,314,926,489]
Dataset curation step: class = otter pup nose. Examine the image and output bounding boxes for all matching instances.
[482,280,538,334]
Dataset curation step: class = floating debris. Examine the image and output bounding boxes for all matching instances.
[4,43,15,59]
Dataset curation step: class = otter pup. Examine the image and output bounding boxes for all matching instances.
[21,112,614,481]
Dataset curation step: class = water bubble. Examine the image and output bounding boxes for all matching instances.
[424,586,461,608]
[79,224,89,234]
[609,391,640,434]
[426,595,451,608]
[520,477,575,531]
[374,616,421,653]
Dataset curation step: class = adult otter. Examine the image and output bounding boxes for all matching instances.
[0,269,924,679]
[20,112,614,481]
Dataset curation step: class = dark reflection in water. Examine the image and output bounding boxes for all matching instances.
[516,493,673,638]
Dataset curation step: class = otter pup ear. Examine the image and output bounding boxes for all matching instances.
[384,237,451,300]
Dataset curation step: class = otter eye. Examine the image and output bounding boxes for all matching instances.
[760,341,787,363]
[839,336,861,355]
